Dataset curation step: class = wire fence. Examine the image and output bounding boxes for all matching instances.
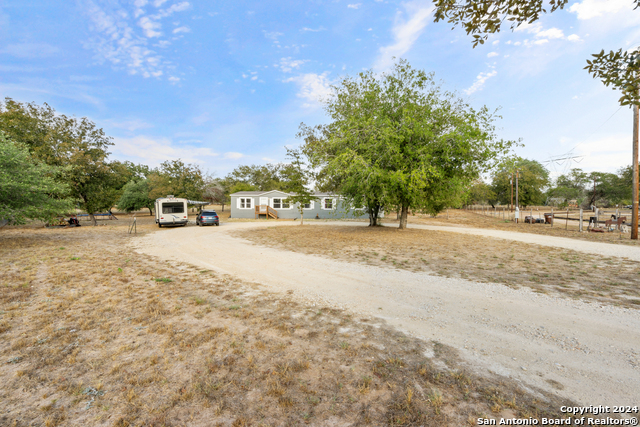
[464,205,633,233]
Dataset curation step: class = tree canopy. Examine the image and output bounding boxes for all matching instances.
[490,158,550,207]
[301,60,514,228]
[0,98,131,225]
[117,179,155,215]
[0,132,74,225]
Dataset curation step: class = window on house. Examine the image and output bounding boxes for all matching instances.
[273,198,281,209]
[303,202,311,209]
[324,198,333,209]
[239,198,252,209]
[282,200,290,209]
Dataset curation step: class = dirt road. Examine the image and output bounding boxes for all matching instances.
[132,221,640,407]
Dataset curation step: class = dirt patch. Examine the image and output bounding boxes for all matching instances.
[0,225,594,426]
[235,225,640,310]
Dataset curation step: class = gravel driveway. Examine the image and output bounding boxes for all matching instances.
[131,221,640,407]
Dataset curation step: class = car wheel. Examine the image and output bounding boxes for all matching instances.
[158,223,162,228]
[215,223,220,226]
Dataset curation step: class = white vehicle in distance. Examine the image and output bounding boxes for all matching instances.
[155,196,188,227]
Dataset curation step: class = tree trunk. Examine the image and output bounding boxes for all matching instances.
[368,203,380,226]
[221,203,225,212]
[399,205,409,229]
[300,210,304,225]
[89,213,97,226]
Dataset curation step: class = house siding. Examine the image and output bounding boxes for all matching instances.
[230,191,371,220]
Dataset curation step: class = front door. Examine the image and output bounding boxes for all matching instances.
[259,197,268,213]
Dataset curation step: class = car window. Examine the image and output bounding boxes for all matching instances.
[202,212,218,216]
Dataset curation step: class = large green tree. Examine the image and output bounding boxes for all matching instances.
[147,159,206,201]
[0,98,128,225]
[117,179,155,215]
[225,164,287,192]
[491,158,550,207]
[302,60,514,229]
[432,1,640,106]
[0,132,74,225]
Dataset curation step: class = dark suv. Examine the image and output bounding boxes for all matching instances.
[196,210,220,226]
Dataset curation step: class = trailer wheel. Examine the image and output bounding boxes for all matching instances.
[158,223,162,228]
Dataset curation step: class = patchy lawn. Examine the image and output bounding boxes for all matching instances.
[0,222,592,426]
[236,225,640,310]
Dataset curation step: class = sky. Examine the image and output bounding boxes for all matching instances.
[1,0,639,179]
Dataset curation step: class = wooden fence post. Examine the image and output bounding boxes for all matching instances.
[579,208,583,232]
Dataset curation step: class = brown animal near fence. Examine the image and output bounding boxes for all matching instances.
[604,215,626,231]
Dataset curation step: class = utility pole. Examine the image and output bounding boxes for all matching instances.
[515,170,519,210]
[633,101,639,240]
[510,174,514,212]
[515,170,519,223]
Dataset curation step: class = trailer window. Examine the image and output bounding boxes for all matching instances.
[162,203,184,214]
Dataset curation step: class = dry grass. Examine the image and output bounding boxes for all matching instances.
[237,225,640,309]
[0,220,615,426]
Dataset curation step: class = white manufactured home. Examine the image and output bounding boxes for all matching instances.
[229,190,374,220]
[155,196,188,227]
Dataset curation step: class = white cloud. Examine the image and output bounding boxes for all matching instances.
[263,30,284,43]
[536,28,564,39]
[168,76,181,83]
[279,57,308,72]
[112,135,218,167]
[375,2,433,70]
[285,72,333,107]
[300,26,326,32]
[487,52,499,58]
[492,40,499,45]
[139,16,162,37]
[464,70,497,95]
[172,26,190,34]
[568,0,630,19]
[515,21,543,34]
[567,34,582,42]
[82,0,190,81]
[224,152,244,159]
[154,2,190,18]
[348,3,362,9]
[251,76,258,81]
[533,39,549,45]
[154,0,170,7]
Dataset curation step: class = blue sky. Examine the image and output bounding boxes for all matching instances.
[1,0,639,178]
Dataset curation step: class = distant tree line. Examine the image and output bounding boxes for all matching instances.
[465,158,634,209]
[0,98,213,225]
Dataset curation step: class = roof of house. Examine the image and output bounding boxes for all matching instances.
[230,190,336,197]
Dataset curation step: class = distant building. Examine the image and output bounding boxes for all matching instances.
[229,190,373,220]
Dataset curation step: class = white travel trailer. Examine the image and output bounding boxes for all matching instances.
[155,196,189,227]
